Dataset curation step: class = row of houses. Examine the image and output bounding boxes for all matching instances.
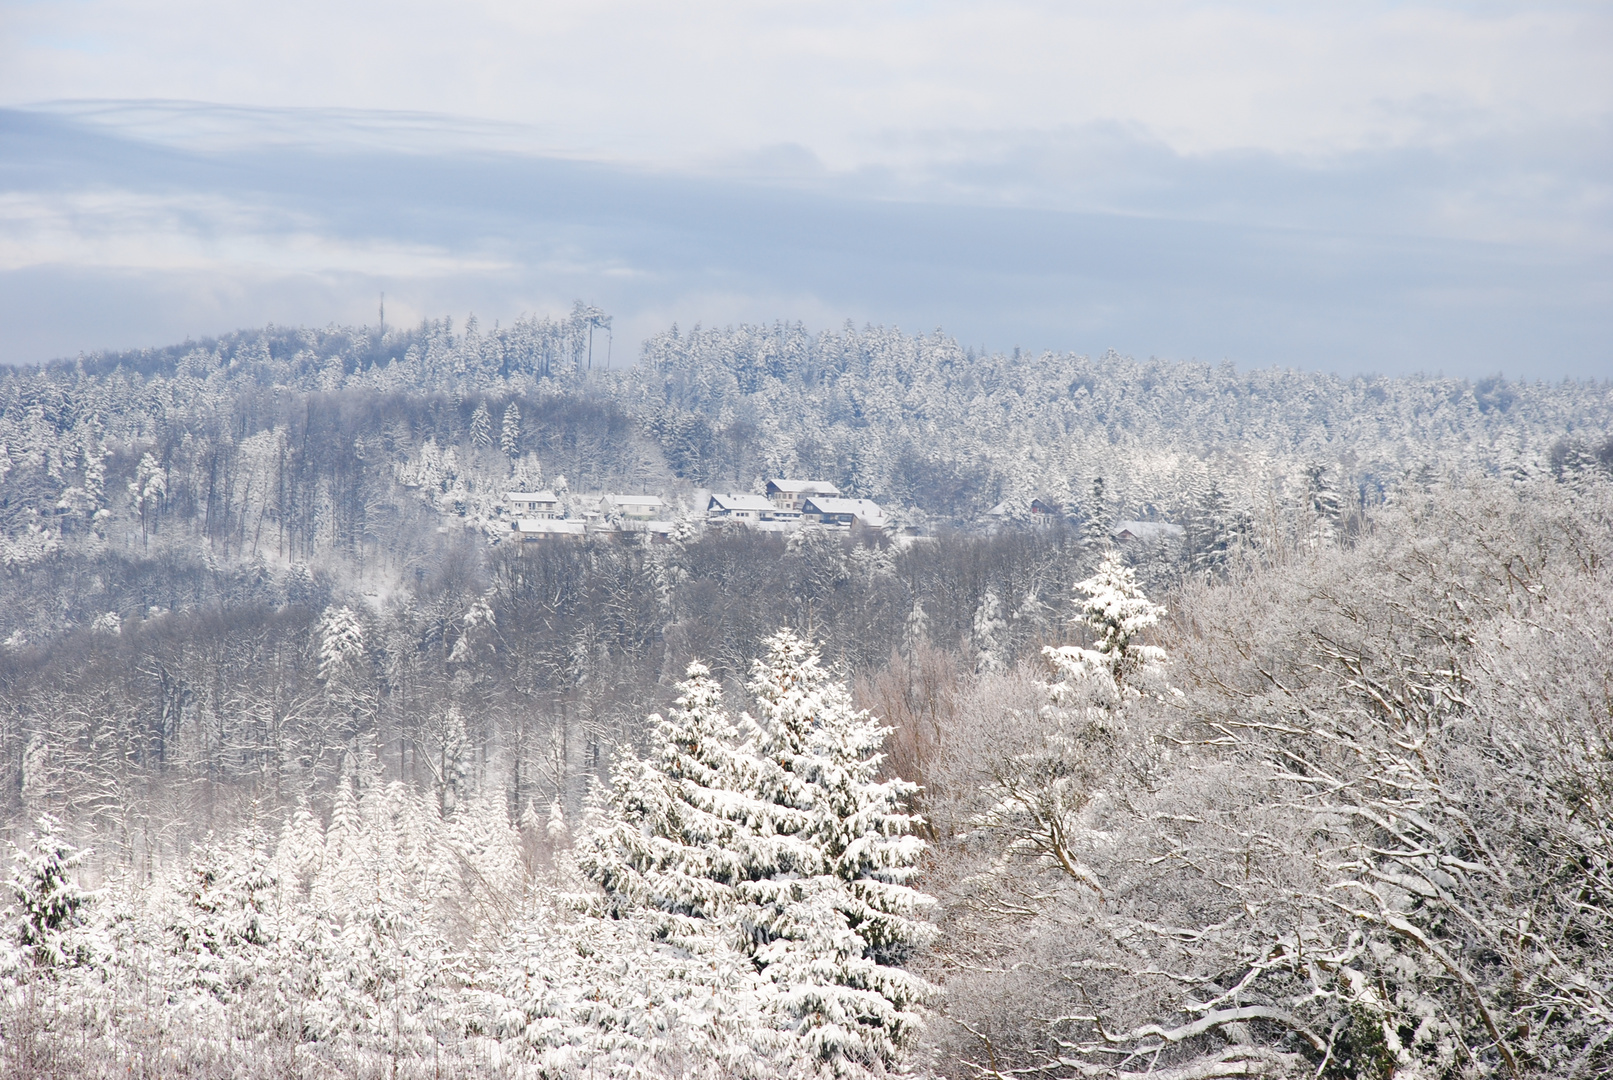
[706,480,887,530]
[503,479,889,544]
[506,490,673,543]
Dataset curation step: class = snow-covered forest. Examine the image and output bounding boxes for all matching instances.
[1,309,1611,1078]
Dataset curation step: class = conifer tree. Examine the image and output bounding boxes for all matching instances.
[577,663,762,943]
[1047,548,1168,699]
[317,605,366,687]
[971,590,1007,673]
[470,401,494,450]
[5,814,94,971]
[501,402,522,456]
[739,630,934,1071]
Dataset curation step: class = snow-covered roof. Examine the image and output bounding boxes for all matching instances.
[507,490,557,502]
[767,478,841,496]
[606,494,664,509]
[708,493,776,513]
[1112,520,1185,541]
[803,497,886,523]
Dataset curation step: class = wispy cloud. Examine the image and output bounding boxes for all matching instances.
[0,2,1608,376]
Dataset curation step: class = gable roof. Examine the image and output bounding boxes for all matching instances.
[803,497,885,522]
[767,478,841,496]
[708,493,776,512]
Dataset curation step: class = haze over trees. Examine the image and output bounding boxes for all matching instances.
[0,308,1609,1077]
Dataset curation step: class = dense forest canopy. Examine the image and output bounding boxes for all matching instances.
[0,309,1610,1078]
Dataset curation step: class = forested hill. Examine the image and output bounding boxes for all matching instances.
[3,311,1613,1078]
[6,309,1610,557]
[1,307,1609,656]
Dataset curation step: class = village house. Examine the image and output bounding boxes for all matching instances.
[801,496,886,529]
[765,479,841,513]
[986,497,1063,526]
[602,494,665,521]
[507,490,559,518]
[706,493,776,522]
[511,518,587,542]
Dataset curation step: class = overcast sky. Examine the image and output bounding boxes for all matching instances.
[2,1,1609,377]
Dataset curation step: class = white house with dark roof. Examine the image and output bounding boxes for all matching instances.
[801,496,886,529]
[706,493,776,522]
[766,479,841,513]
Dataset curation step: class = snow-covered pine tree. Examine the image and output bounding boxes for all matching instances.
[490,666,782,1076]
[971,590,1006,673]
[970,552,1175,898]
[1078,476,1112,550]
[1302,460,1342,548]
[1046,548,1168,702]
[1185,479,1232,577]
[5,814,94,972]
[500,402,522,456]
[470,400,494,450]
[166,825,279,1005]
[577,662,762,944]
[902,597,928,657]
[740,630,934,1072]
[316,604,366,687]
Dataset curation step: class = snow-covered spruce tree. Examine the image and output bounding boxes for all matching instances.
[5,814,94,973]
[971,549,1172,895]
[316,604,368,718]
[577,663,763,940]
[166,826,280,1005]
[1046,547,1168,703]
[482,667,773,1078]
[740,629,935,1072]
[470,400,494,450]
[500,402,522,457]
[971,591,1006,674]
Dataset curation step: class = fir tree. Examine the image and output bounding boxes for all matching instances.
[6,814,94,971]
[739,630,935,1071]
[972,590,1006,673]
[578,663,762,940]
[470,400,494,450]
[1047,548,1168,698]
[501,402,522,456]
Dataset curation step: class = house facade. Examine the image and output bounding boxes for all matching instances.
[602,494,665,521]
[801,496,886,529]
[706,493,777,522]
[765,479,841,513]
[507,491,559,519]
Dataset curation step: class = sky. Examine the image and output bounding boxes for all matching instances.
[1,1,1610,378]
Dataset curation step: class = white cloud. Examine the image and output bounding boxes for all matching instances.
[4,1,1608,170]
[0,3,1607,376]
[0,190,517,276]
